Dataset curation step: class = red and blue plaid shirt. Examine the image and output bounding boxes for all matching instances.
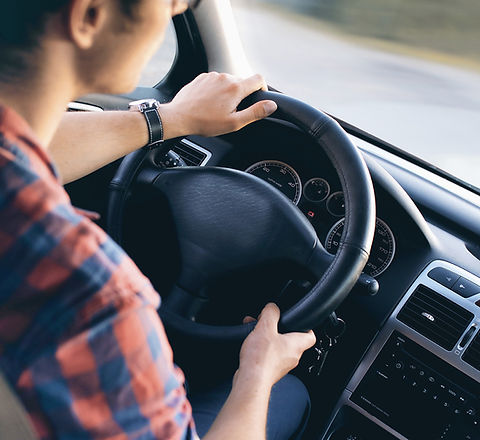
[0,106,197,439]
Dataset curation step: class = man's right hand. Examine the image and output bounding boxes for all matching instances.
[236,303,316,389]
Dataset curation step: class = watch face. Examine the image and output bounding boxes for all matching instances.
[129,99,159,111]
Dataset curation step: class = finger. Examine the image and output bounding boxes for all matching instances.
[286,330,317,352]
[240,73,268,96]
[234,100,277,128]
[243,316,256,324]
[171,2,188,15]
[257,303,281,332]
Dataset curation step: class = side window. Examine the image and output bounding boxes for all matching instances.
[138,21,177,86]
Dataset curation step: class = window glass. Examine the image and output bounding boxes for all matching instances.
[138,21,177,86]
[232,0,480,189]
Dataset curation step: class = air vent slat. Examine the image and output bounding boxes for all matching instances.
[171,142,208,167]
[406,295,471,335]
[463,332,480,371]
[398,312,454,347]
[399,309,458,342]
[406,301,465,334]
[411,292,469,322]
[397,285,474,350]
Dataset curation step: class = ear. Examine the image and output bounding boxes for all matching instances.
[68,0,108,49]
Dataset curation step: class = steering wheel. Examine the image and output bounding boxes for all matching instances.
[107,91,376,342]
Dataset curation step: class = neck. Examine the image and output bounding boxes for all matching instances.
[0,44,79,147]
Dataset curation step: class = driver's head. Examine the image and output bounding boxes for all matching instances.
[0,0,195,95]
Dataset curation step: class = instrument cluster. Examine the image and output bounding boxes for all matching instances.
[245,159,396,278]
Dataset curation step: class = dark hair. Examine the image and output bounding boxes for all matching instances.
[0,0,139,81]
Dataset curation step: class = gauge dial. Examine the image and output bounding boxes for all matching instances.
[325,218,396,277]
[245,160,302,205]
[303,178,330,203]
[326,191,345,217]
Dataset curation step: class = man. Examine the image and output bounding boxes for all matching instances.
[0,0,316,438]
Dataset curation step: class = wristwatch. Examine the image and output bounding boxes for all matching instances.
[128,99,164,148]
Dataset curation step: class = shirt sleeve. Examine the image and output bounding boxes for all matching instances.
[0,145,197,439]
[18,294,197,440]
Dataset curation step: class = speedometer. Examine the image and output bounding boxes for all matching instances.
[245,160,302,205]
[325,217,396,277]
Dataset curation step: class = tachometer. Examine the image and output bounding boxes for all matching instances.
[245,160,302,205]
[325,217,396,277]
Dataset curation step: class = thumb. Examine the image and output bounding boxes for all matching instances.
[243,316,257,324]
[235,100,277,127]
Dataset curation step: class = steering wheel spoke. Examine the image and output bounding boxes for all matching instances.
[308,241,335,280]
[161,284,208,321]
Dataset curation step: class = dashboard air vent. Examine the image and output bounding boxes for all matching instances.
[463,331,480,371]
[397,284,474,350]
[170,140,209,166]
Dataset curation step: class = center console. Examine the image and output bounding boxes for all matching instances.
[322,261,480,440]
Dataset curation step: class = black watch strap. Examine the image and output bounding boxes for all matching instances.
[143,107,164,148]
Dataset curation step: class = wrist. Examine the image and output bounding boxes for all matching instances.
[157,103,190,140]
[129,99,164,146]
[234,366,273,394]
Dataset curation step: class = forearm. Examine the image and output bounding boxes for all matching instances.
[49,72,277,184]
[48,111,149,184]
[48,105,188,183]
[202,371,272,440]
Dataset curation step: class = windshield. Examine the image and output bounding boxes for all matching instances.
[232,0,480,189]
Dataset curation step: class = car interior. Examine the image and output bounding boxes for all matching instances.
[4,1,480,439]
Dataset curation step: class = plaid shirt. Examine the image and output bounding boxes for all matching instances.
[0,106,197,439]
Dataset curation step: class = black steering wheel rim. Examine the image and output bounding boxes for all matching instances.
[107,91,376,342]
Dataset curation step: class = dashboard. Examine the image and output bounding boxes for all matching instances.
[66,100,480,440]
[324,260,480,440]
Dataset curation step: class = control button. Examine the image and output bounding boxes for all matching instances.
[428,267,460,288]
[452,277,480,298]
[408,363,417,371]
[345,434,364,440]
[421,387,429,395]
[376,370,390,381]
[453,408,462,415]
[395,361,404,370]
[460,326,477,348]
[466,408,476,417]
[442,401,451,409]
[428,376,436,383]
[418,370,426,377]
[447,389,458,398]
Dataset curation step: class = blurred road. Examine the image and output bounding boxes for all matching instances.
[140,4,480,188]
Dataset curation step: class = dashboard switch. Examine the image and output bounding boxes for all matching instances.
[452,277,480,298]
[428,267,460,288]
[459,326,477,348]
